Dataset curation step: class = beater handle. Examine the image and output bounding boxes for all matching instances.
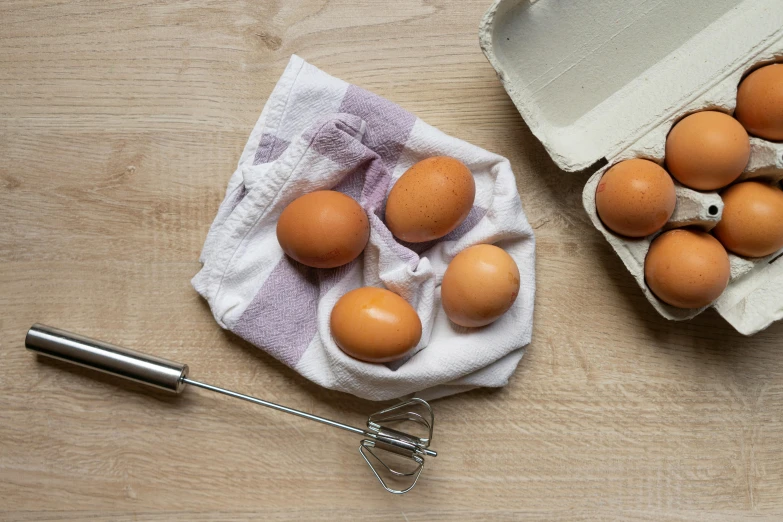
[25,324,189,393]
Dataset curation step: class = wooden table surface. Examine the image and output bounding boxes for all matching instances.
[2,1,782,520]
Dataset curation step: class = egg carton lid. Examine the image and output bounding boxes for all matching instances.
[479,0,783,172]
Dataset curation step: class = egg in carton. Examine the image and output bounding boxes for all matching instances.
[581,55,783,333]
[480,0,783,334]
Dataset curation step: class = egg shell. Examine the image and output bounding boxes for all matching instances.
[713,181,783,258]
[330,287,422,363]
[276,191,369,269]
[385,156,476,243]
[644,229,730,309]
[665,111,750,190]
[735,63,783,141]
[595,159,676,238]
[441,244,520,328]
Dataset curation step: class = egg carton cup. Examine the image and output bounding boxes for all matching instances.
[481,0,783,334]
[744,138,783,181]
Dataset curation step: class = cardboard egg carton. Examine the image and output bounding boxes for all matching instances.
[480,0,783,334]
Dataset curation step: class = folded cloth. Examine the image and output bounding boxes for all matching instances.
[193,55,536,401]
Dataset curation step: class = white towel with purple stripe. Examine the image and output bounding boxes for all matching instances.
[193,55,535,401]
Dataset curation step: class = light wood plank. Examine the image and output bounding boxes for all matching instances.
[2,1,782,520]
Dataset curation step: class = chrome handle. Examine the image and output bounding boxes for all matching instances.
[25,324,189,393]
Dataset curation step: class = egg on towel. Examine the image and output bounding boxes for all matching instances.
[276,191,369,268]
[330,287,422,363]
[385,156,475,243]
[440,244,520,328]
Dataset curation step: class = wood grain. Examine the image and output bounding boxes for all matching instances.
[1,1,782,520]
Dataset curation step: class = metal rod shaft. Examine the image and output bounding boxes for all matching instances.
[181,377,366,436]
[185,378,438,458]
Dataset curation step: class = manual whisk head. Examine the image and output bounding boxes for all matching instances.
[359,398,436,494]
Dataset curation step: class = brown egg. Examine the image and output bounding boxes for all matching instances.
[713,181,783,258]
[441,244,520,328]
[330,287,422,363]
[665,111,750,190]
[735,64,783,141]
[645,229,730,309]
[277,191,369,268]
[385,156,475,243]
[595,159,676,238]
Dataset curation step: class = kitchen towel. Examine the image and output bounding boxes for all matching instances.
[193,55,535,401]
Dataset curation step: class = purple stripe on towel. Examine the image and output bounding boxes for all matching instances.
[232,259,319,368]
[339,85,416,173]
[312,115,369,202]
[305,108,409,216]
[319,260,356,295]
[253,133,290,165]
[232,258,356,368]
[333,167,364,201]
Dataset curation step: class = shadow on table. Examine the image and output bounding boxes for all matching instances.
[34,355,183,406]
[492,90,599,229]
